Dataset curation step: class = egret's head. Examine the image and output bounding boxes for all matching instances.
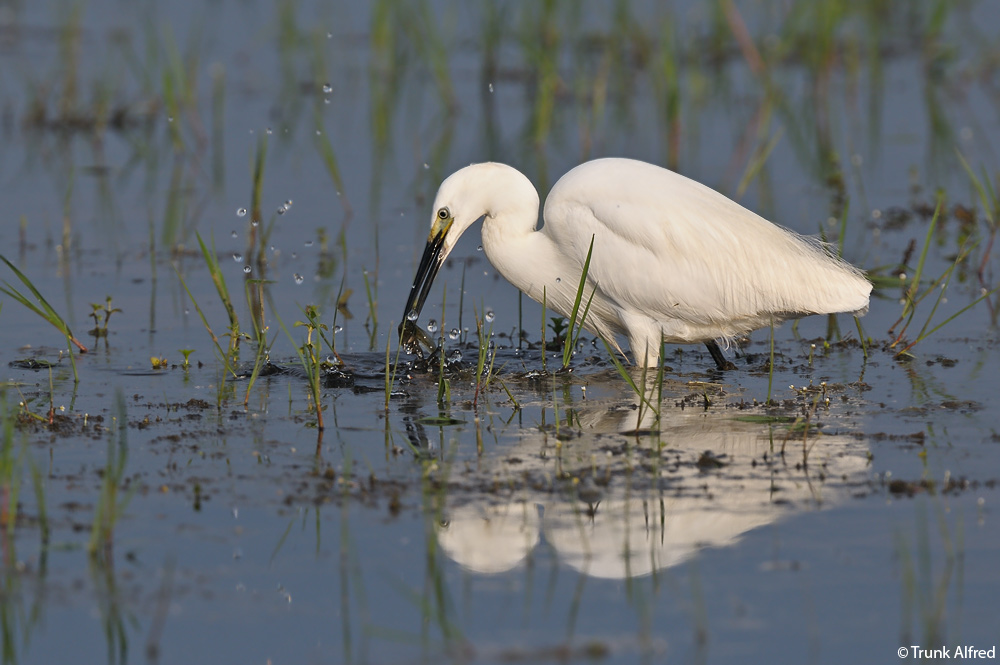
[399,163,537,351]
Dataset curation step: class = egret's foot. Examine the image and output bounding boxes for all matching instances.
[705,341,737,371]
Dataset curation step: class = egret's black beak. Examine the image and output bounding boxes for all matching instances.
[399,221,451,354]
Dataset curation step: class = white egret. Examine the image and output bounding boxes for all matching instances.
[400,158,871,369]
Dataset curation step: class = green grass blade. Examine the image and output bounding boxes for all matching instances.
[562,235,595,368]
[0,254,87,353]
[173,263,237,378]
[902,197,942,319]
[598,335,655,414]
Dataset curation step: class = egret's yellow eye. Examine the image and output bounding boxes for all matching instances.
[437,207,450,220]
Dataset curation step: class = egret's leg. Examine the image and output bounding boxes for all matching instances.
[705,340,737,371]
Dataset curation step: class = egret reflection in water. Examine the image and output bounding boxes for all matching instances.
[434,403,870,579]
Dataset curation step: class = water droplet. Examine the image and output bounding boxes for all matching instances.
[291,252,297,259]
[449,328,459,340]
[304,240,313,247]
[449,349,463,362]
[184,308,190,315]
[315,130,321,136]
[277,205,287,215]
[427,320,438,333]
[167,116,174,123]
[294,273,304,285]
[322,83,332,94]
[285,199,293,207]
[233,253,243,262]
[251,219,259,227]
[266,127,273,135]
[325,355,336,364]
[231,230,238,239]
[485,310,495,323]
[243,265,252,274]
[237,207,247,217]
[555,277,561,283]
[488,83,494,93]
[477,245,483,251]
[324,97,331,104]
[406,310,418,322]
[334,325,343,333]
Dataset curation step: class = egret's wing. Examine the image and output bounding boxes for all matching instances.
[543,159,869,334]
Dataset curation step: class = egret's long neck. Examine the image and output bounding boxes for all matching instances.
[477,169,543,295]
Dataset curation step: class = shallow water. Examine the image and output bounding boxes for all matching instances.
[1,2,999,664]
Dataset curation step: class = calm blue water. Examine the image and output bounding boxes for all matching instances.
[1,1,998,663]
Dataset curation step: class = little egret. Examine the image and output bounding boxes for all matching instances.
[399,158,871,369]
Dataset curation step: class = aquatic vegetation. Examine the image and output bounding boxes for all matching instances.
[282,304,327,430]
[889,199,996,359]
[363,268,378,351]
[195,233,242,360]
[435,286,450,407]
[0,255,86,382]
[384,326,405,413]
[956,151,998,284]
[472,304,497,408]
[87,296,121,338]
[88,392,131,560]
[560,236,597,370]
[174,251,239,380]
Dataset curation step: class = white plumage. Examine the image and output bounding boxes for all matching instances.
[401,157,871,369]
